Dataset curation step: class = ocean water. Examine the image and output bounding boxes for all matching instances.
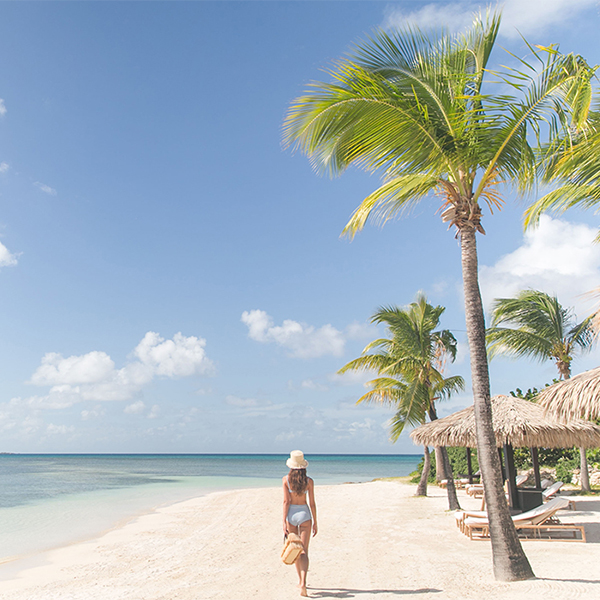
[0,454,419,566]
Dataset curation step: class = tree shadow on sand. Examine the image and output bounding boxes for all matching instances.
[309,588,442,598]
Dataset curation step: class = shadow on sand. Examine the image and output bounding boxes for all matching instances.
[537,577,600,585]
[309,588,442,598]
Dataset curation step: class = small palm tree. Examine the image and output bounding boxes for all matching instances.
[487,289,594,490]
[338,295,464,505]
[284,10,594,580]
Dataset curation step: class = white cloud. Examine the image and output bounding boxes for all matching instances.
[383,0,596,39]
[225,394,259,408]
[0,99,6,117]
[46,423,75,436]
[328,370,373,387]
[148,404,160,419]
[479,216,600,316]
[241,309,345,358]
[0,241,18,267]
[0,162,9,173]
[34,182,57,196]
[300,379,329,391]
[134,331,213,377]
[124,400,146,415]
[345,321,377,341]
[31,351,116,386]
[16,331,214,409]
[81,406,105,420]
[195,387,213,396]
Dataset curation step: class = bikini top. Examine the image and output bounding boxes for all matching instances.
[287,478,307,497]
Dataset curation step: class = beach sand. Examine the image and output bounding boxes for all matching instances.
[0,480,598,599]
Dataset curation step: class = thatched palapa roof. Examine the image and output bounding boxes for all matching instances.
[410,394,600,449]
[537,367,600,421]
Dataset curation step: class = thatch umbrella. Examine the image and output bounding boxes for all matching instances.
[411,394,600,509]
[537,366,600,421]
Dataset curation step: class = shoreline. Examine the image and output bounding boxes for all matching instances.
[0,481,598,599]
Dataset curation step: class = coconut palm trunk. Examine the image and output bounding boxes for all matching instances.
[427,406,460,510]
[579,447,591,491]
[416,446,431,496]
[461,227,533,580]
[434,446,447,482]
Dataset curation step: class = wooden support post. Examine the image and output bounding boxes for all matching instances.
[504,442,519,510]
[531,447,541,489]
[466,447,473,484]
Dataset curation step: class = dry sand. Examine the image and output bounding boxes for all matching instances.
[0,480,598,600]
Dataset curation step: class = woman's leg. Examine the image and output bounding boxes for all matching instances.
[296,520,312,596]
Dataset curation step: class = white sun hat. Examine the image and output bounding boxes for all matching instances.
[286,450,308,469]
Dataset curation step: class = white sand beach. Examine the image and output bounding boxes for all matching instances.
[0,480,598,600]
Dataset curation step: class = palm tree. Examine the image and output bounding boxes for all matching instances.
[487,289,595,490]
[338,295,464,506]
[284,11,594,580]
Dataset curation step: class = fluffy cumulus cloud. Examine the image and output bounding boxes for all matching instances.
[31,351,116,386]
[133,332,210,377]
[14,332,214,409]
[241,310,346,358]
[0,99,6,117]
[0,162,9,173]
[0,241,18,267]
[479,216,600,315]
[383,0,596,39]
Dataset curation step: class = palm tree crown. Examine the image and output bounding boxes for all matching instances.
[487,290,594,379]
[338,294,464,440]
[284,12,594,241]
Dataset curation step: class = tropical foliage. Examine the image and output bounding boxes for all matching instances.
[487,290,594,379]
[338,295,464,441]
[525,111,600,234]
[338,294,464,505]
[488,289,595,490]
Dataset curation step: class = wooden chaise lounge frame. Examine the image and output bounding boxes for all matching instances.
[461,497,586,542]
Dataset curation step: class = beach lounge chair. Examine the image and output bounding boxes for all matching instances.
[466,483,484,498]
[515,474,528,487]
[440,478,470,489]
[462,497,585,542]
[542,481,563,501]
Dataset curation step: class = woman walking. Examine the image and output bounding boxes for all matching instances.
[283,450,318,596]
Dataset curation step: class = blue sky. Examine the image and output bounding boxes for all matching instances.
[0,1,600,454]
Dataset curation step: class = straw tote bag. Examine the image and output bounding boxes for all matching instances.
[281,533,304,565]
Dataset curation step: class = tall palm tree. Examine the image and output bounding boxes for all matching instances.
[338,295,464,506]
[284,11,594,580]
[487,289,595,490]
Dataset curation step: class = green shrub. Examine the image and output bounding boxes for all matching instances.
[513,447,577,470]
[555,456,578,484]
[410,447,479,483]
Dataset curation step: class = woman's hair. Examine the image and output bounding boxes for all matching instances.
[288,468,308,494]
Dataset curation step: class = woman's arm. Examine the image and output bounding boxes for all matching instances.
[282,476,291,534]
[307,478,317,536]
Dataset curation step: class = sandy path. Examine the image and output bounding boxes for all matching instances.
[0,481,598,599]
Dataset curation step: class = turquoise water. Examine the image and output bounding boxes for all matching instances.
[0,454,419,563]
